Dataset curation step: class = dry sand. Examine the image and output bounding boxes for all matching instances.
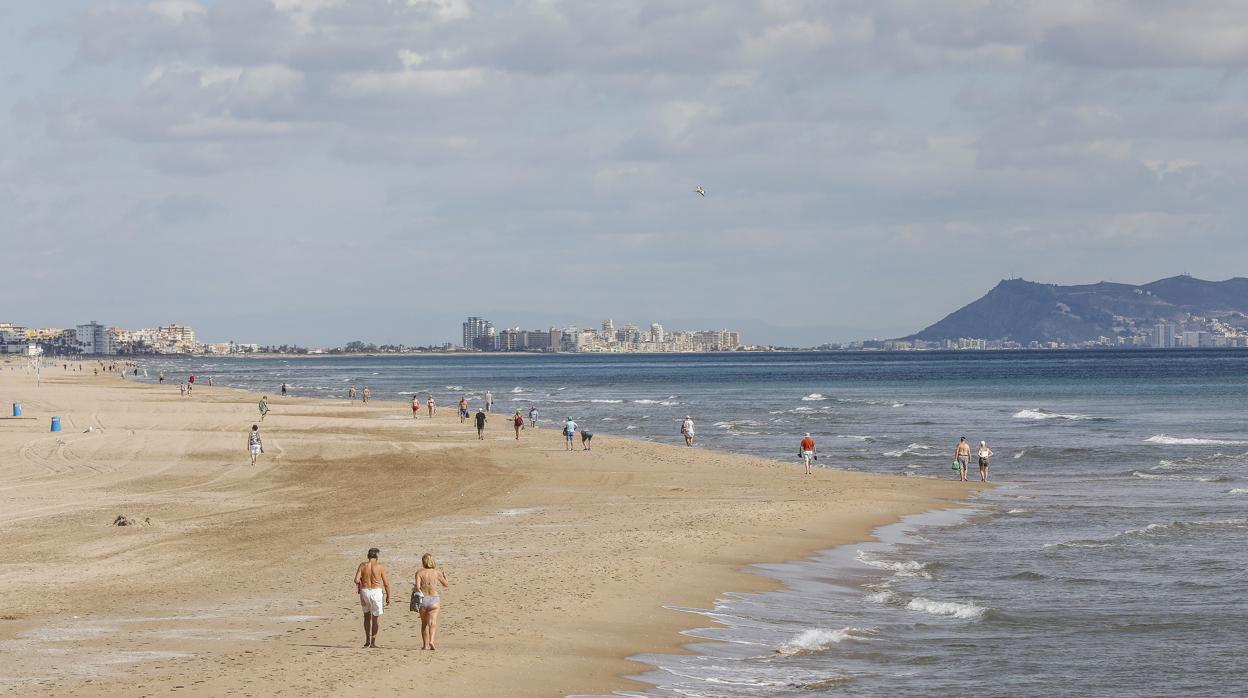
[0,362,979,696]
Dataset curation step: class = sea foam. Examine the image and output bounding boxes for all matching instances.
[1013,408,1092,421]
[905,597,988,620]
[777,627,867,654]
[1146,435,1246,446]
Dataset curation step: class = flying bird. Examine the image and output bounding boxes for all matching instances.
[694,186,706,197]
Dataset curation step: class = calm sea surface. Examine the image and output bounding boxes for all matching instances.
[137,351,1247,697]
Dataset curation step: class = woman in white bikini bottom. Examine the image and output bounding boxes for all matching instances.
[415,553,450,650]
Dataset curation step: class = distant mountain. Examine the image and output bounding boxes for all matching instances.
[906,276,1248,343]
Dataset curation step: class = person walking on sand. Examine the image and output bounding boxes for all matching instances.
[259,396,270,421]
[349,386,357,402]
[485,390,494,413]
[458,397,468,423]
[474,408,487,440]
[427,394,436,418]
[528,406,539,429]
[681,416,696,447]
[411,395,420,419]
[954,436,971,482]
[512,410,525,439]
[179,382,186,397]
[247,424,263,466]
[362,387,370,404]
[415,553,449,651]
[354,548,391,649]
[799,433,817,475]
[977,440,994,482]
[563,416,577,451]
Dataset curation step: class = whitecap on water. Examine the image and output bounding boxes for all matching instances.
[1013,408,1094,421]
[1131,471,1231,483]
[776,627,869,655]
[905,597,988,620]
[883,443,933,458]
[801,393,830,401]
[1145,434,1246,446]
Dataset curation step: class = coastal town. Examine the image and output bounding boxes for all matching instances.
[3,313,1247,356]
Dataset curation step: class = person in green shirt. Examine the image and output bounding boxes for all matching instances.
[259,396,270,421]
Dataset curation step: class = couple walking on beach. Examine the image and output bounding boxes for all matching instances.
[954,436,993,482]
[353,548,449,650]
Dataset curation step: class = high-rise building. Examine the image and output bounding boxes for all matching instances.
[601,319,615,340]
[1154,323,1176,349]
[498,328,522,351]
[76,321,115,355]
[616,324,641,346]
[462,316,495,350]
[1182,330,1210,348]
[650,323,665,343]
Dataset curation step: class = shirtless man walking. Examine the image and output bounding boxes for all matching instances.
[954,436,971,482]
[353,548,391,648]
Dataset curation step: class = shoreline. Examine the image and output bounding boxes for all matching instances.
[0,368,983,696]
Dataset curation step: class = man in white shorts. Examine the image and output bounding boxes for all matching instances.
[353,547,391,648]
[799,433,817,475]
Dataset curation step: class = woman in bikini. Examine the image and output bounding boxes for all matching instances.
[415,553,450,650]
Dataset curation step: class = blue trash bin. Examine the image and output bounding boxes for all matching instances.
[12,403,20,417]
[50,416,61,432]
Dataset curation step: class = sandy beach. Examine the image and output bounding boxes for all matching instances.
[0,364,978,697]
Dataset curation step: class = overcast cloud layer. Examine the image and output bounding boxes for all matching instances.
[4,0,1248,345]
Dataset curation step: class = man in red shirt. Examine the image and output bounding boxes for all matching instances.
[799,433,817,475]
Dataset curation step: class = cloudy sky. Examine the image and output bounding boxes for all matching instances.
[4,1,1247,346]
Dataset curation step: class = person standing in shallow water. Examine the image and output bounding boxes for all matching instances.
[977,440,994,482]
[415,553,449,651]
[954,436,971,482]
[681,416,696,447]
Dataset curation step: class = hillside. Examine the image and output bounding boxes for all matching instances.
[906,276,1248,343]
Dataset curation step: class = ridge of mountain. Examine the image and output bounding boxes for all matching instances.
[906,275,1248,343]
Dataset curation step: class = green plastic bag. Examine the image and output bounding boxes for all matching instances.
[952,460,961,470]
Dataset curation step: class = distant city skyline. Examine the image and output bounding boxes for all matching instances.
[6,3,1248,343]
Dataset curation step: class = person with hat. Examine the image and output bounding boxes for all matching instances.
[977,440,994,482]
[353,547,391,648]
[799,433,817,475]
[563,416,577,451]
[474,407,487,440]
[681,415,696,446]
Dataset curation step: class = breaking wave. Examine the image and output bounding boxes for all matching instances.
[905,598,988,620]
[776,627,870,655]
[1146,435,1246,446]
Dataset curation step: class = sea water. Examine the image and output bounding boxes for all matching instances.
[138,351,1248,696]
